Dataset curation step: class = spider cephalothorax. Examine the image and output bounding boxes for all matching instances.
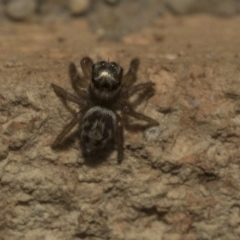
[51,57,158,163]
[90,61,123,101]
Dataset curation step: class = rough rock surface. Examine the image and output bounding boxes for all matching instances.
[1,15,240,240]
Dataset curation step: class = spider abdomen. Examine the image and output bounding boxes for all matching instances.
[80,106,116,153]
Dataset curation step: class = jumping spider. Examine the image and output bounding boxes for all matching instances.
[51,57,158,163]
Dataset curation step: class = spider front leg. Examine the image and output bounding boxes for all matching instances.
[51,83,87,106]
[68,57,93,95]
[122,58,139,88]
[52,111,82,148]
[69,62,88,96]
[125,82,155,98]
[122,104,159,127]
[81,57,94,79]
[116,114,124,164]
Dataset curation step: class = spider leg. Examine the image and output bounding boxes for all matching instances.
[122,104,159,127]
[116,113,124,164]
[52,111,82,148]
[122,58,139,88]
[81,57,94,79]
[51,83,87,106]
[69,62,88,96]
[125,82,155,98]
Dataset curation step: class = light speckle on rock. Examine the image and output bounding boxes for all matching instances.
[144,126,161,142]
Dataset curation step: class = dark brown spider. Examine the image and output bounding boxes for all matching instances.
[51,57,158,163]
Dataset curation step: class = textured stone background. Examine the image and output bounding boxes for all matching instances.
[1,14,240,240]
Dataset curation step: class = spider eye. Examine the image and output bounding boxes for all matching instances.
[110,62,117,67]
[99,61,106,66]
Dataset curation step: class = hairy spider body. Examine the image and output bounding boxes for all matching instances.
[80,106,116,153]
[51,57,158,163]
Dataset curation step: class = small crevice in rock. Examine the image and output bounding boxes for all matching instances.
[157,107,176,114]
[136,206,168,220]
[198,172,219,183]
[15,201,31,207]
[74,233,97,239]
[152,160,182,174]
